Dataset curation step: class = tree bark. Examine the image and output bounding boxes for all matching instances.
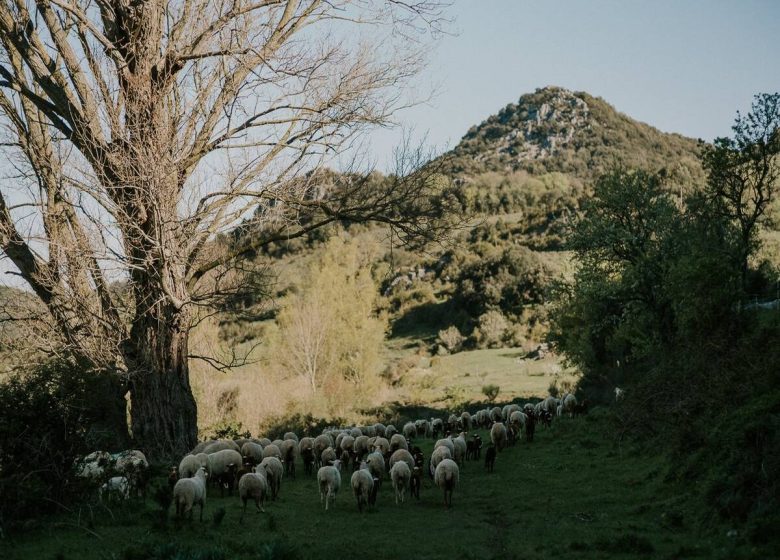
[127,302,197,460]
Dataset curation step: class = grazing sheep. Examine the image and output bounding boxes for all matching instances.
[484,444,496,472]
[451,432,467,466]
[459,412,472,431]
[366,451,386,483]
[415,419,431,438]
[373,423,387,438]
[259,438,272,447]
[241,442,264,464]
[402,422,417,441]
[523,403,535,415]
[350,427,363,438]
[262,444,282,460]
[299,437,315,476]
[208,449,244,492]
[313,435,333,467]
[434,459,459,508]
[390,433,408,452]
[539,409,553,428]
[503,404,521,423]
[363,425,377,438]
[238,464,269,522]
[509,410,526,432]
[389,448,415,472]
[542,396,558,414]
[431,418,444,438]
[354,435,370,461]
[447,414,458,432]
[283,432,299,442]
[260,456,284,500]
[173,466,208,520]
[434,438,455,457]
[563,393,577,415]
[321,446,337,466]
[99,476,129,502]
[350,463,377,512]
[429,445,452,477]
[490,422,508,451]
[317,460,342,510]
[390,461,411,504]
[489,407,503,423]
[372,437,391,455]
[179,453,210,479]
[203,439,241,454]
[190,440,214,455]
[280,439,298,479]
[340,435,356,456]
[216,463,239,497]
[384,424,398,439]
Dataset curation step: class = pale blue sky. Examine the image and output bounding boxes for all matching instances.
[367,0,780,169]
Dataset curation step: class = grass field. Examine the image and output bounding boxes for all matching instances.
[4,411,755,560]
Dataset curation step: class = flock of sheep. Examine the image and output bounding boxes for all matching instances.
[74,393,586,521]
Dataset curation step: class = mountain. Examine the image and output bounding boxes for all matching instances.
[445,86,705,186]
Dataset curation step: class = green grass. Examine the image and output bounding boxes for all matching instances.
[4,412,755,560]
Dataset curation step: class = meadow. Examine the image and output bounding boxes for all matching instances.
[3,410,754,560]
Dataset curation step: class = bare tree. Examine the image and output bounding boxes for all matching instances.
[0,0,452,458]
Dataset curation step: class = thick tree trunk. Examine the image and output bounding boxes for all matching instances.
[127,306,198,461]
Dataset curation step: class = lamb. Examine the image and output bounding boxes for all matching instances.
[490,422,508,451]
[466,434,483,460]
[173,466,208,520]
[207,449,243,492]
[238,464,269,522]
[390,461,411,504]
[410,466,422,500]
[99,476,129,502]
[350,462,378,512]
[283,432,299,442]
[216,463,239,497]
[484,444,496,472]
[241,442,264,464]
[434,458,459,508]
[260,456,284,500]
[321,446,337,466]
[280,439,298,479]
[389,433,408,452]
[402,422,417,441]
[262,443,282,460]
[179,452,210,478]
[459,412,472,431]
[317,460,342,510]
[389,448,415,472]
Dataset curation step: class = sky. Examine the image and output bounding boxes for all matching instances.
[366,0,780,170]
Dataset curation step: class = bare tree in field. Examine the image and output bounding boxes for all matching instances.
[0,0,452,458]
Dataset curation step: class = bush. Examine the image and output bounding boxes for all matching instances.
[0,356,127,532]
[437,326,464,354]
[481,384,500,401]
[472,310,509,348]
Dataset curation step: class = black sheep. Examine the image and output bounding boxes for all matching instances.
[484,444,496,472]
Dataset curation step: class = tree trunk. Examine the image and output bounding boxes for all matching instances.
[126,305,197,461]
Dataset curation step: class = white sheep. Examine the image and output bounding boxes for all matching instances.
[74,450,112,482]
[259,437,272,447]
[390,433,408,452]
[373,423,387,438]
[202,439,240,454]
[390,461,411,504]
[431,418,444,435]
[350,462,376,512]
[280,439,298,479]
[459,412,472,431]
[434,458,459,508]
[207,449,243,483]
[503,404,520,423]
[179,453,210,478]
[313,434,333,466]
[190,440,214,454]
[434,438,455,457]
[563,393,578,416]
[490,407,503,423]
[490,422,508,451]
[415,419,431,438]
[260,456,284,500]
[238,464,269,522]
[372,437,390,455]
[402,422,417,441]
[509,410,526,431]
[384,424,398,439]
[389,448,415,471]
[429,446,452,477]
[317,460,342,510]
[350,427,363,438]
[450,432,467,465]
[615,387,625,401]
[320,446,337,466]
[173,466,208,520]
[353,435,370,460]
[114,450,149,497]
[241,442,264,464]
[283,432,299,442]
[262,443,282,460]
[339,435,356,455]
[366,451,385,483]
[99,476,129,502]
